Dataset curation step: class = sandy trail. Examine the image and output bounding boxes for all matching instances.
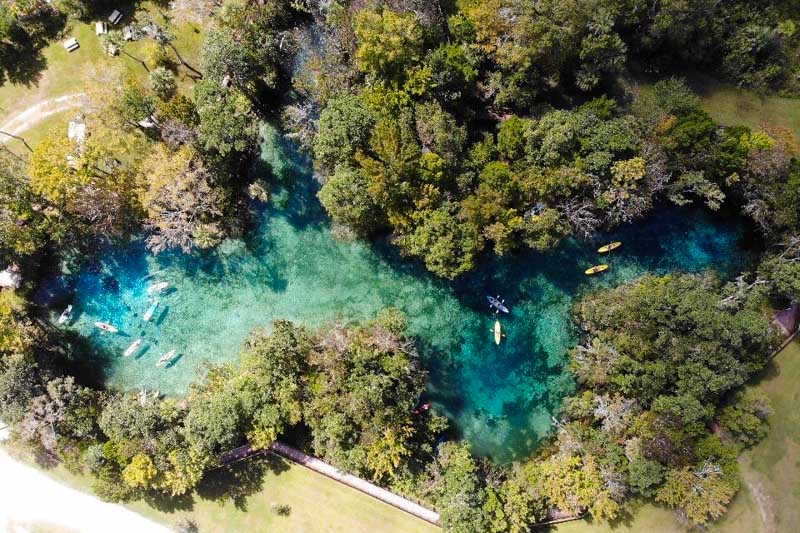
[0,442,169,533]
[0,94,85,138]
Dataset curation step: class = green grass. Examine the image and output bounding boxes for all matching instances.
[555,338,800,533]
[0,2,204,127]
[691,76,800,139]
[18,451,437,533]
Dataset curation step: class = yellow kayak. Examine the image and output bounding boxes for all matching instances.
[597,241,622,253]
[494,320,502,345]
[585,264,609,275]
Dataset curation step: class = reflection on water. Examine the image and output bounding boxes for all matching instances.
[37,127,753,462]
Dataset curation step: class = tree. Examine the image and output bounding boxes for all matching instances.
[20,377,101,456]
[0,148,50,261]
[718,389,772,447]
[139,145,228,253]
[317,165,382,236]
[313,95,374,174]
[355,8,423,81]
[425,442,487,533]
[149,67,177,101]
[194,80,258,157]
[236,321,311,449]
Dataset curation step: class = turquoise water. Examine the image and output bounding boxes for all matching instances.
[37,130,752,463]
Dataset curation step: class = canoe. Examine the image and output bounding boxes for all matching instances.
[147,281,169,295]
[494,320,502,345]
[156,349,177,367]
[58,304,73,325]
[487,295,510,314]
[597,241,622,253]
[584,264,609,275]
[143,300,159,322]
[123,339,142,357]
[94,321,119,333]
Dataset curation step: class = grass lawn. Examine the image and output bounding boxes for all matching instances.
[0,2,204,126]
[17,450,437,533]
[690,75,800,139]
[555,338,800,533]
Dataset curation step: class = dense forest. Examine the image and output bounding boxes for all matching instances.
[1,0,800,531]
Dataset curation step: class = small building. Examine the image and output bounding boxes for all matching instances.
[68,118,87,144]
[63,37,79,52]
[96,21,108,36]
[0,266,21,289]
[108,10,123,24]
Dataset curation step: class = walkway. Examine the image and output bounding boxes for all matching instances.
[0,447,169,533]
[222,442,441,525]
[0,93,85,138]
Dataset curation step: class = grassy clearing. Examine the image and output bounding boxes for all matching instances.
[0,2,204,126]
[690,76,800,138]
[554,339,800,533]
[16,450,437,533]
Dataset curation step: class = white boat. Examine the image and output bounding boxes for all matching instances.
[147,281,169,295]
[487,295,510,314]
[94,321,119,333]
[493,320,503,345]
[156,349,177,367]
[143,300,159,322]
[58,305,73,325]
[124,339,143,357]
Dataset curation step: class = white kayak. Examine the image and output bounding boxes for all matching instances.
[94,321,119,333]
[147,281,169,295]
[494,320,503,345]
[58,305,73,325]
[123,339,143,357]
[156,349,177,367]
[143,300,159,322]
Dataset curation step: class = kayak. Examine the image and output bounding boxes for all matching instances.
[597,241,622,253]
[156,349,177,367]
[58,304,73,325]
[487,295,510,314]
[494,320,502,345]
[143,300,159,322]
[94,321,119,333]
[123,339,143,357]
[585,264,609,275]
[147,281,169,295]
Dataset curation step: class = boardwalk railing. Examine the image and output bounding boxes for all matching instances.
[220,441,441,526]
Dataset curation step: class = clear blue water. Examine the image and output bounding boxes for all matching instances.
[37,128,753,462]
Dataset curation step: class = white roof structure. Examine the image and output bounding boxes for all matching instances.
[0,268,21,289]
[96,21,108,35]
[63,38,79,52]
[108,10,123,24]
[68,119,87,144]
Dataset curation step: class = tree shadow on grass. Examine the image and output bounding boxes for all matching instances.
[143,490,196,514]
[195,453,290,511]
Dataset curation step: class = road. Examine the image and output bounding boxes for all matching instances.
[0,428,168,533]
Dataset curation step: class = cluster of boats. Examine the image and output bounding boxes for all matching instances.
[57,280,179,368]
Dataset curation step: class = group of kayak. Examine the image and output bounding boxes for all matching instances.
[57,280,179,368]
[486,241,622,346]
[584,241,622,275]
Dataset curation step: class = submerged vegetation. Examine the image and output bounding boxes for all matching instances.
[1,0,800,531]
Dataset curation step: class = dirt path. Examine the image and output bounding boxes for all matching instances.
[0,93,85,138]
[739,456,777,533]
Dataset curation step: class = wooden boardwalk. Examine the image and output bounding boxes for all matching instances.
[221,442,441,526]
